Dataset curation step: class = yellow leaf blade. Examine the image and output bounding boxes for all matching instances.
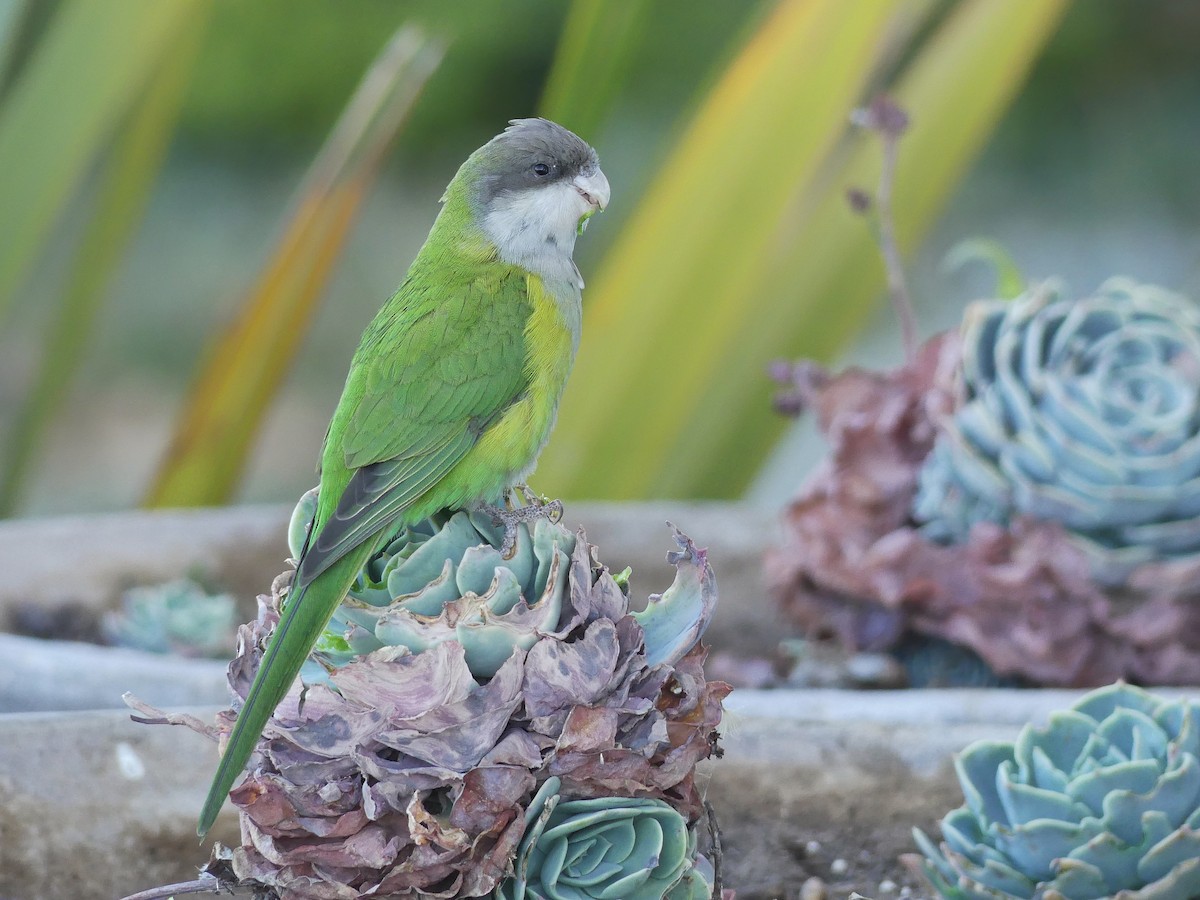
[537,0,914,495]
[668,0,1072,498]
[539,0,649,137]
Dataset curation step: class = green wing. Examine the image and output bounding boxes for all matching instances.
[196,262,534,837]
[300,263,532,581]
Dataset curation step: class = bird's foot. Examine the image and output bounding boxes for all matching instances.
[481,485,564,558]
[499,483,552,509]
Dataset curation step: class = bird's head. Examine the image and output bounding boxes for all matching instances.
[450,118,610,286]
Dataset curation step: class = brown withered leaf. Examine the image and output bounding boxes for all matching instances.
[449,766,533,833]
[522,619,621,717]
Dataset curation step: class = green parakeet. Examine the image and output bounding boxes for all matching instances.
[198,118,609,837]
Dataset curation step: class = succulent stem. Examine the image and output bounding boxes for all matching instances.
[850,96,918,362]
[875,121,917,362]
[704,800,725,900]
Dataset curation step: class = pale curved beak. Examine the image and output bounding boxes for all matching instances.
[573,168,610,211]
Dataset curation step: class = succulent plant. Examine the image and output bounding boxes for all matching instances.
[103,578,237,658]
[496,776,714,900]
[769,299,1200,687]
[914,278,1200,583]
[193,496,725,899]
[288,488,715,682]
[288,489,576,679]
[915,682,1200,900]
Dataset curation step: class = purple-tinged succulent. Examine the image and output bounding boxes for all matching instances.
[199,502,725,899]
[289,490,576,679]
[288,490,715,682]
[767,328,1200,686]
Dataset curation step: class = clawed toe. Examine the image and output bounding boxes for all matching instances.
[480,487,565,558]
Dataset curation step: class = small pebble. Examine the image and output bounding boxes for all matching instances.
[845,651,907,687]
[800,876,828,900]
[899,887,913,897]
[805,840,823,855]
[830,858,850,876]
[879,880,898,894]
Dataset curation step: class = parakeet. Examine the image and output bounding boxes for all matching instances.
[198,118,609,837]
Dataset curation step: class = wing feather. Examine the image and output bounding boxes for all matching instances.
[301,264,532,581]
[301,429,477,580]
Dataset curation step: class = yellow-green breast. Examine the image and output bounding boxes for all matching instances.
[470,272,580,487]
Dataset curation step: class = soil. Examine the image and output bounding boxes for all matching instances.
[707,764,960,900]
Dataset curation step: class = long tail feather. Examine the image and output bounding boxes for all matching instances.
[197,538,379,837]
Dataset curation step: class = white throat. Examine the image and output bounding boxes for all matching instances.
[481,181,590,288]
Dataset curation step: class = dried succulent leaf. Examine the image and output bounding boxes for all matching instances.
[634,527,718,667]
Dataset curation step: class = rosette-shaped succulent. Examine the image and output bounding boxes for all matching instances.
[497,777,714,900]
[769,287,1200,686]
[915,683,1200,899]
[104,578,237,658]
[288,490,580,679]
[196,496,725,899]
[914,278,1200,582]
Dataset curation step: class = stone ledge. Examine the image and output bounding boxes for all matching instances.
[0,633,228,712]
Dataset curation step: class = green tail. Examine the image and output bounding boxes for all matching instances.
[197,538,379,837]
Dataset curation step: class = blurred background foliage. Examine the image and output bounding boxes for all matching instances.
[1,0,1197,516]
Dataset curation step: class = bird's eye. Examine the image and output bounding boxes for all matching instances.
[531,162,551,177]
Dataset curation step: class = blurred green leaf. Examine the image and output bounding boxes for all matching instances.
[538,0,1069,499]
[0,0,62,103]
[671,0,1071,498]
[538,0,649,138]
[0,0,205,320]
[144,27,444,508]
[942,237,1026,299]
[0,19,206,516]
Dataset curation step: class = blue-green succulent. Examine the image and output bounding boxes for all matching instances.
[496,777,714,900]
[915,683,1200,899]
[104,578,236,658]
[914,278,1200,582]
[289,488,716,681]
[289,489,573,679]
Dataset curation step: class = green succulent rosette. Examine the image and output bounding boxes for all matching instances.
[769,281,1200,686]
[914,278,1200,582]
[916,683,1200,899]
[496,777,714,900]
[289,488,575,678]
